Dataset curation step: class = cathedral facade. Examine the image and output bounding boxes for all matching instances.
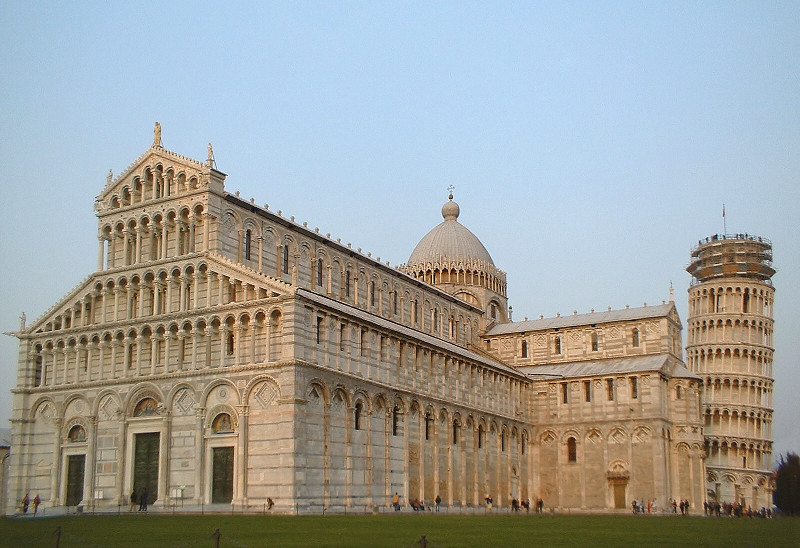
[5,128,711,514]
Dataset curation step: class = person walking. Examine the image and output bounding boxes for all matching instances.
[139,487,148,511]
[129,489,137,511]
[33,494,41,515]
[435,495,441,512]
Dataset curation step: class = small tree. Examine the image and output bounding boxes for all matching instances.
[774,453,800,515]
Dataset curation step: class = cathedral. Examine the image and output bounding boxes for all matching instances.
[4,125,773,514]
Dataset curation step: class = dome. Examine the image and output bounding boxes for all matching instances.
[407,194,494,267]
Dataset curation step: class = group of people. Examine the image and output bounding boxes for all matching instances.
[672,499,691,515]
[129,488,149,511]
[20,493,41,515]
[704,500,772,518]
[631,499,659,514]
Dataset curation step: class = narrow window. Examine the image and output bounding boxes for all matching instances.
[521,340,528,358]
[354,402,363,430]
[478,425,484,448]
[567,437,577,462]
[424,413,432,441]
[245,229,252,260]
[491,305,497,319]
[676,385,682,400]
[392,405,400,436]
[742,456,747,468]
[393,291,398,314]
[561,382,569,404]
[630,376,638,399]
[339,323,346,352]
[317,258,323,287]
[34,355,43,387]
[743,288,750,313]
[521,435,527,455]
[316,316,323,344]
[607,379,615,401]
[433,309,439,332]
[452,420,459,445]
[345,270,351,297]
[632,328,640,347]
[370,280,376,307]
[282,245,289,274]
[360,328,368,357]
[226,332,235,355]
[501,431,506,452]
[554,336,562,355]
[591,332,599,351]
[584,380,591,402]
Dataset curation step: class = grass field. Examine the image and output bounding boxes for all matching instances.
[0,513,797,548]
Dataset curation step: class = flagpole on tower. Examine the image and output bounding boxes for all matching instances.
[722,203,727,235]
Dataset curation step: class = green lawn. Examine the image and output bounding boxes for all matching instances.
[0,513,797,548]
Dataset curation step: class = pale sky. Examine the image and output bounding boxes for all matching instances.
[1,2,798,459]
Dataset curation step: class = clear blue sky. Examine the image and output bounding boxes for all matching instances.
[1,2,797,459]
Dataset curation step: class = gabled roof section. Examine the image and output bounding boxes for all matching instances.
[297,288,527,380]
[486,302,677,336]
[518,354,699,381]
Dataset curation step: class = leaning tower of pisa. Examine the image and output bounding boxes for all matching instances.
[686,234,775,510]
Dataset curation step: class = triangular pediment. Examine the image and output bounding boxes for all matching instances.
[19,252,294,337]
[22,273,97,335]
[96,144,210,205]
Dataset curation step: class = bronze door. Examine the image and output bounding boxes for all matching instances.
[212,446,234,503]
[613,482,626,509]
[134,432,160,504]
[65,455,85,506]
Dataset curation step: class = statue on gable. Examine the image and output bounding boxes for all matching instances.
[154,122,162,147]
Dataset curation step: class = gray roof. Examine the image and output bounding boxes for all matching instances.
[487,303,675,335]
[518,354,700,381]
[0,427,11,447]
[296,288,525,379]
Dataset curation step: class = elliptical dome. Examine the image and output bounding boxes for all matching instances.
[407,194,494,267]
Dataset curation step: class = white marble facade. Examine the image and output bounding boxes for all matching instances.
[5,127,710,514]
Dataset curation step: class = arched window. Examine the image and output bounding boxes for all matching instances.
[68,425,86,442]
[501,430,506,451]
[567,437,577,462]
[521,340,528,358]
[632,328,640,348]
[317,258,323,287]
[354,402,363,430]
[554,336,562,355]
[212,413,233,433]
[244,229,252,260]
[282,245,289,274]
[591,332,599,351]
[452,420,460,445]
[392,405,400,436]
[370,280,376,307]
[676,385,683,400]
[521,434,527,455]
[345,270,351,297]
[424,412,432,441]
[34,354,43,387]
[226,332,235,355]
